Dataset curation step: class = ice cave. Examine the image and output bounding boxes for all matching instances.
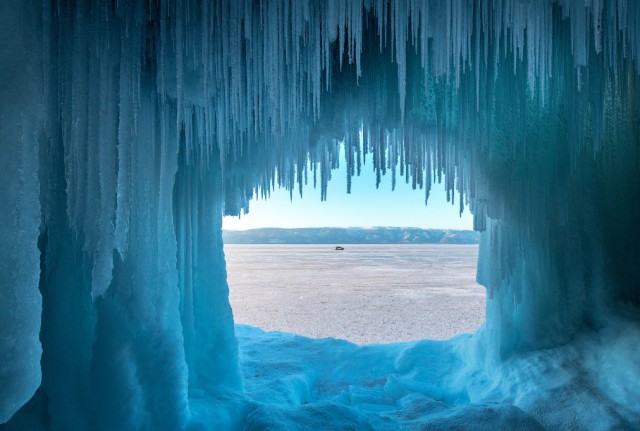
[1,0,639,429]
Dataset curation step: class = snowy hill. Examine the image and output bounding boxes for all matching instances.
[223,227,479,244]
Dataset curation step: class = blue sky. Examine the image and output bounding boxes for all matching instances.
[223,154,473,230]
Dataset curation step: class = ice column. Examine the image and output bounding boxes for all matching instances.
[0,0,43,422]
[174,144,243,395]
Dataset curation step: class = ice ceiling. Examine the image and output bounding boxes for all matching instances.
[0,0,639,430]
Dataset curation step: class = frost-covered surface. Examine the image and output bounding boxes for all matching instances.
[232,322,640,430]
[226,244,484,343]
[0,0,639,429]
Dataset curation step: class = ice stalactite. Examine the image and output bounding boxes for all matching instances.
[33,3,192,428]
[88,92,190,430]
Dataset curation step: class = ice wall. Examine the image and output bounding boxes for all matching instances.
[0,1,43,422]
[0,0,638,428]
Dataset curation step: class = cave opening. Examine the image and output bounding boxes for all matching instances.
[1,1,639,430]
[221,154,484,344]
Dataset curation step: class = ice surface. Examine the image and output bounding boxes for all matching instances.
[233,321,640,430]
[0,0,638,429]
[226,244,485,344]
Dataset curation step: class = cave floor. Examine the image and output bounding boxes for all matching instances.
[197,322,640,431]
[230,325,537,430]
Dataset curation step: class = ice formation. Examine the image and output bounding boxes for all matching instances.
[0,0,638,429]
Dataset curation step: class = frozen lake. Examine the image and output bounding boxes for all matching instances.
[225,244,485,345]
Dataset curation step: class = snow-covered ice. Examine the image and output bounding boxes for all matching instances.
[229,319,640,430]
[226,244,484,344]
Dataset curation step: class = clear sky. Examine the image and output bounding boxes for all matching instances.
[223,153,474,231]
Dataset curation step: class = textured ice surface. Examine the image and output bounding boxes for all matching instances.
[0,0,639,429]
[234,321,640,430]
[227,244,484,343]
[0,0,43,422]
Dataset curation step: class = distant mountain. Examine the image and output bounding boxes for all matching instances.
[223,227,479,245]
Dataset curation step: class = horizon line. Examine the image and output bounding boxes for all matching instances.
[222,226,477,231]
